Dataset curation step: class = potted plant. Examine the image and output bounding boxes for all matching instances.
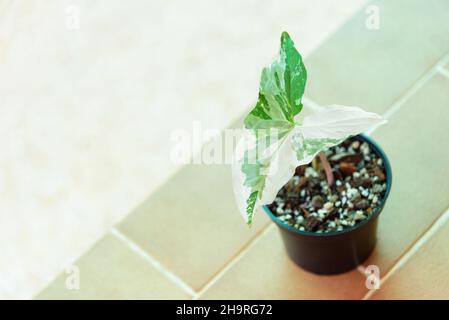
[232,32,392,274]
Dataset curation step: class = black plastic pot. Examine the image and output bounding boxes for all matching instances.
[263,134,392,275]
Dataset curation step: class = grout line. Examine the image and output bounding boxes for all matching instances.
[362,205,449,300]
[366,68,437,135]
[193,223,275,300]
[303,53,449,137]
[436,65,449,79]
[438,53,449,66]
[110,227,197,298]
[303,64,432,136]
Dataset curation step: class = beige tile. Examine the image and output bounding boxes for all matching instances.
[371,213,449,299]
[117,157,270,291]
[201,227,367,299]
[363,73,449,275]
[36,234,189,299]
[305,0,449,113]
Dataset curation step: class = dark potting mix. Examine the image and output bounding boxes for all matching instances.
[268,137,387,233]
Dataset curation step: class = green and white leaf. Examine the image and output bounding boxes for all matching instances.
[300,105,386,139]
[233,31,307,225]
[233,32,387,225]
[233,127,296,225]
[244,31,307,133]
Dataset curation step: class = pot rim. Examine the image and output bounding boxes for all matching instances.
[263,133,392,238]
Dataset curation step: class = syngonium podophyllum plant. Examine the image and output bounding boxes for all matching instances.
[233,32,386,226]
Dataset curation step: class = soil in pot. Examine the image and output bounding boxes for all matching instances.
[268,136,388,234]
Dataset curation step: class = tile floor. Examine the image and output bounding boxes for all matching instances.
[29,0,449,299]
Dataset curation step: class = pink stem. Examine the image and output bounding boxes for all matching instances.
[319,152,334,187]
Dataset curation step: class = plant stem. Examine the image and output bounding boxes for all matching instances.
[311,157,319,171]
[319,152,334,187]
